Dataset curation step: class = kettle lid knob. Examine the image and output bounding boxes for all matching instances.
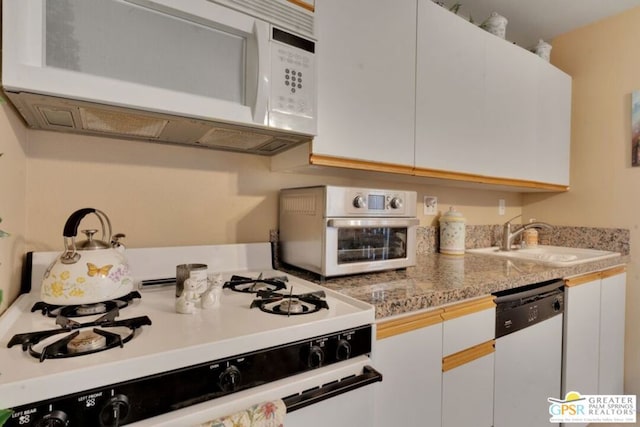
[77,229,111,250]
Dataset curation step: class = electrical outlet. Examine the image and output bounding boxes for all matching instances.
[424,196,438,215]
[498,199,506,215]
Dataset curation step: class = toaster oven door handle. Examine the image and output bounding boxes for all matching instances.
[326,218,419,228]
[283,365,382,413]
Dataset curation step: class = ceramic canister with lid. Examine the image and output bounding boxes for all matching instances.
[439,207,466,255]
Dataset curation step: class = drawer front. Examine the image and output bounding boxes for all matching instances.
[442,297,495,356]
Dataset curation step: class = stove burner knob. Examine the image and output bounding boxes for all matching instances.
[353,195,366,209]
[389,197,403,209]
[336,339,352,361]
[99,394,130,427]
[219,365,242,392]
[36,410,69,427]
[307,345,325,368]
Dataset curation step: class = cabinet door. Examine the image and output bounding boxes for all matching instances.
[415,0,487,172]
[535,63,571,185]
[374,321,443,427]
[563,277,601,398]
[599,272,626,395]
[483,37,539,179]
[442,351,494,427]
[313,0,416,165]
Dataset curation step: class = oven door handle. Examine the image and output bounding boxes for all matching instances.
[283,365,382,413]
[326,218,419,228]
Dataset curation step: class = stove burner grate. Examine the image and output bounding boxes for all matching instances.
[31,291,142,318]
[7,309,152,362]
[250,290,329,316]
[223,274,288,293]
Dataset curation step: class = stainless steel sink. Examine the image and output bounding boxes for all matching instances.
[467,245,620,266]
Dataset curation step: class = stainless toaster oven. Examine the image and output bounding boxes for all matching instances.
[279,186,418,277]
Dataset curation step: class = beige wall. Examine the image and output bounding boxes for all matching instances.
[0,125,522,313]
[25,130,522,250]
[0,101,28,313]
[523,7,640,396]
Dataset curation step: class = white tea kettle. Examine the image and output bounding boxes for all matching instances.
[41,208,133,305]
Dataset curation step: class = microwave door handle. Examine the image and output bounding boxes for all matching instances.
[251,20,270,124]
[326,219,420,228]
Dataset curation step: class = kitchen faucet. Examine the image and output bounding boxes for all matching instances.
[500,215,553,251]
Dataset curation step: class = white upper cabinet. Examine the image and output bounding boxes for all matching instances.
[536,63,572,185]
[415,0,571,186]
[415,0,488,173]
[277,0,571,190]
[313,0,416,166]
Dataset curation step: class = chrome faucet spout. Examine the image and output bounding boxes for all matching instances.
[500,217,553,251]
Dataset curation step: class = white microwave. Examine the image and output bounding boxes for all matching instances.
[2,0,317,155]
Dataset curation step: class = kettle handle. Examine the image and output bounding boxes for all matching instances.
[61,209,112,264]
[63,208,97,237]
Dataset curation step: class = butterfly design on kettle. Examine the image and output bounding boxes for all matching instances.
[86,263,113,277]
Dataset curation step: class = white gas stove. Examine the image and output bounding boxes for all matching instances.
[0,243,379,426]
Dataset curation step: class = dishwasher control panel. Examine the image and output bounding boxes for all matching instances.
[494,280,564,338]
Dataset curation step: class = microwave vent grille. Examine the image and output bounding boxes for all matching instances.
[198,128,274,150]
[281,194,316,215]
[209,0,314,36]
[80,107,168,138]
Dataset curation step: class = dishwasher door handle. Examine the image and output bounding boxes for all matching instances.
[283,366,382,413]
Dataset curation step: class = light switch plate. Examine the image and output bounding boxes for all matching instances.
[498,199,505,215]
[424,196,438,215]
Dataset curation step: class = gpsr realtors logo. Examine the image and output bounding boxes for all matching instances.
[548,391,636,423]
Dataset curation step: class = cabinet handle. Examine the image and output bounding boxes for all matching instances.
[442,340,495,372]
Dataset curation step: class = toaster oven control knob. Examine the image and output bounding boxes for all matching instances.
[99,394,130,427]
[307,345,325,368]
[336,339,352,361]
[36,410,69,427]
[353,195,366,209]
[390,197,403,209]
[219,365,242,392]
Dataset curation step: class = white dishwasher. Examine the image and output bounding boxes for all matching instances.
[493,280,564,427]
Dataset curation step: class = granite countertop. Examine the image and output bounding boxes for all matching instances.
[289,252,629,320]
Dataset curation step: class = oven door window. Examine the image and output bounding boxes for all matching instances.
[337,227,407,264]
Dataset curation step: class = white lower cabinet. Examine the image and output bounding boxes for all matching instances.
[598,270,626,395]
[374,311,443,426]
[373,296,495,427]
[563,267,627,427]
[442,348,494,427]
[441,297,496,427]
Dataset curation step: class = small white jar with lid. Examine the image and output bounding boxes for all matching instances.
[439,207,466,255]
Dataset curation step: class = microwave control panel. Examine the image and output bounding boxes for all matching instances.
[270,28,316,120]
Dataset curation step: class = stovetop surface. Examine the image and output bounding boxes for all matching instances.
[0,244,374,408]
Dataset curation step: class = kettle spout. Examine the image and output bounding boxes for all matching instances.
[111,233,126,250]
